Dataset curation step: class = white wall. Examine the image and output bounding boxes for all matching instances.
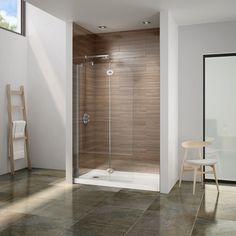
[179,20,236,180]
[0,29,27,175]
[160,11,179,193]
[26,4,67,170]
[65,22,73,183]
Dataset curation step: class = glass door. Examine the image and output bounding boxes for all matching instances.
[78,60,110,176]
[204,54,236,181]
[73,59,135,178]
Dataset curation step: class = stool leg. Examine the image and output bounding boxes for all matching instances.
[179,164,184,187]
[201,166,204,186]
[193,167,197,195]
[212,164,219,192]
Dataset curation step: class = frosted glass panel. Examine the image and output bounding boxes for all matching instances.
[205,55,236,181]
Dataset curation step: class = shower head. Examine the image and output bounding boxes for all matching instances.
[107,69,114,76]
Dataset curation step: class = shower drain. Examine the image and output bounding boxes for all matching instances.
[93,176,99,179]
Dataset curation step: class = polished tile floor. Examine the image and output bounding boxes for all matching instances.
[0,169,235,235]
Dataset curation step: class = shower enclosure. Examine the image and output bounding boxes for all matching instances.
[73,26,160,191]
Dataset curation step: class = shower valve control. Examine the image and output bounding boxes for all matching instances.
[82,113,90,125]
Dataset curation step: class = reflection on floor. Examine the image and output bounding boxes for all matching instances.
[0,169,235,235]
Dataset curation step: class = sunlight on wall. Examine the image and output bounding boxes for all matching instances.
[28,21,66,125]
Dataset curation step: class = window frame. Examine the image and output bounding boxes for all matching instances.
[0,0,26,36]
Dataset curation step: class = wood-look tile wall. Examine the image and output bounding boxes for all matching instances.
[95,29,160,162]
[73,23,160,176]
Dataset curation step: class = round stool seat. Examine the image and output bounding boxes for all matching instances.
[186,159,217,166]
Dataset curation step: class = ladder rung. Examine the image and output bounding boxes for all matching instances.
[12,106,24,110]
[11,90,22,95]
[13,136,27,140]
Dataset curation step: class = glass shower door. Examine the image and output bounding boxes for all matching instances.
[93,60,134,176]
[74,59,134,179]
[73,58,159,191]
[73,60,109,177]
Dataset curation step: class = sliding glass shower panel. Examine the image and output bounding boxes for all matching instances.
[110,61,133,173]
[79,61,109,176]
[74,60,134,177]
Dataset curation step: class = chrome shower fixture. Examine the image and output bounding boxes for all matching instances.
[106,69,114,76]
[86,54,110,60]
[82,113,90,125]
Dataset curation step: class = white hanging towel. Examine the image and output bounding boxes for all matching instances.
[12,120,26,160]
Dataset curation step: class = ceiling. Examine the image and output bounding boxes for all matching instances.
[27,0,236,33]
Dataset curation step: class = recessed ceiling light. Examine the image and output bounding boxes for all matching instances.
[98,26,107,29]
[143,21,151,25]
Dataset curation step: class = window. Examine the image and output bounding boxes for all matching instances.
[0,0,25,35]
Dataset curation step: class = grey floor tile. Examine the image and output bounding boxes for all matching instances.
[63,222,127,236]
[78,184,121,192]
[0,192,13,202]
[126,228,159,236]
[33,198,97,222]
[197,190,236,221]
[148,195,202,216]
[197,203,236,221]
[8,214,72,230]
[0,212,27,231]
[127,226,190,236]
[128,209,194,235]
[31,168,65,178]
[0,170,236,236]
[78,205,143,231]
[69,187,116,203]
[0,184,48,200]
[103,189,158,210]
[0,214,68,235]
[192,218,236,236]
[0,228,61,236]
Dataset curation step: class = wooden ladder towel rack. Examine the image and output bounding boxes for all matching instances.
[7,85,31,175]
